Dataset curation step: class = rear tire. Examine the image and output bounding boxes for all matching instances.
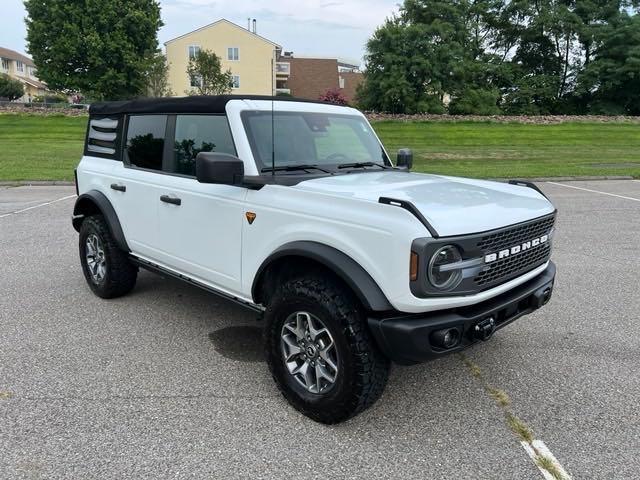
[264,274,390,424]
[79,215,137,298]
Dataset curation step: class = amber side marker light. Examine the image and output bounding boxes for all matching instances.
[245,212,257,224]
[410,252,419,281]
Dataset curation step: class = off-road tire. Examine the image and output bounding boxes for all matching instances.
[264,274,390,424]
[79,215,137,298]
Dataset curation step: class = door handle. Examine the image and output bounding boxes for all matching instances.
[110,183,126,192]
[160,195,181,206]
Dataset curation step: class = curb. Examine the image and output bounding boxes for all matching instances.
[0,180,75,187]
[0,176,635,187]
[494,175,634,182]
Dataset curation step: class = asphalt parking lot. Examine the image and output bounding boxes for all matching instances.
[1,180,639,479]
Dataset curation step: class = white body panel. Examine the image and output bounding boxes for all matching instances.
[76,99,556,314]
[294,171,554,237]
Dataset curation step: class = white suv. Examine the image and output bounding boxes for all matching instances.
[72,95,556,423]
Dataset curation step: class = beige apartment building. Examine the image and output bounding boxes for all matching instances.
[0,47,51,101]
[164,19,281,96]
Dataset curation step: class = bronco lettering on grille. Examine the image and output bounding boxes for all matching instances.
[484,234,549,263]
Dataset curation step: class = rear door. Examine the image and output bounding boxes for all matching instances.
[108,114,169,258]
[153,114,247,295]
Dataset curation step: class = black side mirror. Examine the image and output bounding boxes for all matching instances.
[196,152,244,185]
[396,148,413,170]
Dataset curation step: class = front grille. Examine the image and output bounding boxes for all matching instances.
[476,215,555,252]
[475,243,551,286]
[473,214,555,287]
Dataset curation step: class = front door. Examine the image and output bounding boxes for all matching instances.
[153,114,247,296]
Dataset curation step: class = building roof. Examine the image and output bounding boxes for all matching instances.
[15,76,49,90]
[164,19,281,48]
[0,47,35,67]
[89,95,328,116]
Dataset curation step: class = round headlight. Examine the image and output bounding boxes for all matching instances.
[428,245,463,290]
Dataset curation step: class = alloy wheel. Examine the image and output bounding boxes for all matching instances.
[85,233,106,284]
[280,311,339,394]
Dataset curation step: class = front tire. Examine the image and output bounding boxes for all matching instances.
[79,215,137,299]
[264,274,390,424]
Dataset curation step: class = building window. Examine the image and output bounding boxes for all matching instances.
[29,66,37,77]
[339,76,345,89]
[1,58,9,71]
[16,60,24,72]
[275,62,290,75]
[188,45,200,60]
[227,47,239,61]
[231,75,240,89]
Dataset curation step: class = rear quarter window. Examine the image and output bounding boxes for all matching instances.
[85,116,123,160]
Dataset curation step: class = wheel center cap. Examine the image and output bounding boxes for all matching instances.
[305,345,317,358]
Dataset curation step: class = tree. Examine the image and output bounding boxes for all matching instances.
[25,0,163,100]
[358,1,508,113]
[186,49,232,96]
[145,51,172,97]
[359,0,640,114]
[357,16,449,113]
[578,13,640,115]
[0,74,24,101]
[318,88,348,105]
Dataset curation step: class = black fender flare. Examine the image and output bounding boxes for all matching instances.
[72,190,130,252]
[252,241,393,312]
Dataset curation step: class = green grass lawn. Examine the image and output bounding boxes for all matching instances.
[0,113,639,181]
[0,114,86,181]
[373,120,640,178]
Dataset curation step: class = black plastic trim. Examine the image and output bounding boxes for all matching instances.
[160,195,182,205]
[379,197,439,238]
[131,257,263,313]
[369,262,556,365]
[252,241,393,312]
[72,190,130,252]
[508,179,548,199]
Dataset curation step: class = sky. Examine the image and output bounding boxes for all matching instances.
[1,0,400,66]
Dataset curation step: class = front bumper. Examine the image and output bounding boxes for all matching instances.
[368,262,556,365]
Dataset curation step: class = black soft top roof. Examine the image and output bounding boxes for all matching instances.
[89,95,330,116]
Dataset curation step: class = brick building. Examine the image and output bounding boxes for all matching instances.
[276,54,363,104]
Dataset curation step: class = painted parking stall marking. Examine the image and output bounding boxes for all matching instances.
[522,440,573,480]
[547,182,640,202]
[0,194,76,218]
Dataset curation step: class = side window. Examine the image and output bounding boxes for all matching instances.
[125,115,167,171]
[169,115,236,176]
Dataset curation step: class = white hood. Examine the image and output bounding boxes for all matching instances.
[294,171,555,237]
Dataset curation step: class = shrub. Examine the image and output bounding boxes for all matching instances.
[319,88,348,105]
[32,94,68,104]
[0,74,24,101]
[449,89,501,115]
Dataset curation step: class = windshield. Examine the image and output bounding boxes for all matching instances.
[241,111,390,172]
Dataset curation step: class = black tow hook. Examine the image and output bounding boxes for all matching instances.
[473,317,496,341]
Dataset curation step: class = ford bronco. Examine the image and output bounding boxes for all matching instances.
[72,95,556,423]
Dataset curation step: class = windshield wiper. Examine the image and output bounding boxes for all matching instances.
[337,162,389,170]
[261,164,331,174]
